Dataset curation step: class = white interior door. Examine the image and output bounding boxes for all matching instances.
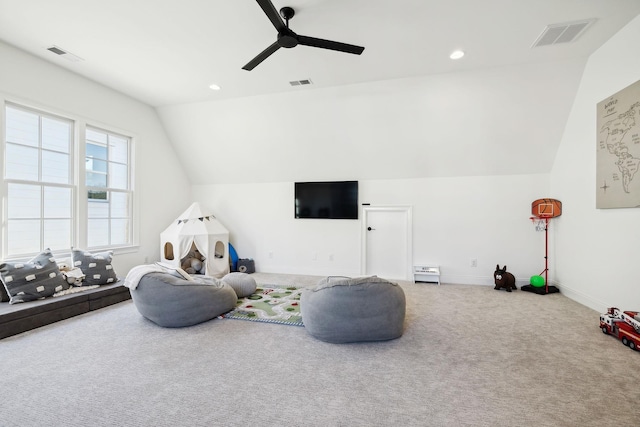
[362,206,412,280]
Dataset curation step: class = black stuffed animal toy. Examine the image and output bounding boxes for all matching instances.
[493,265,517,292]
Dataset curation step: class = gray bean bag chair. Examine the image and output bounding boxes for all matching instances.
[130,272,237,328]
[301,276,406,343]
[222,272,257,298]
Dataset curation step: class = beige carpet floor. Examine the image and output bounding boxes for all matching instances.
[0,273,639,426]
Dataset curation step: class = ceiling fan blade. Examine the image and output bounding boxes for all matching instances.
[255,0,287,33]
[242,41,281,71]
[298,35,365,55]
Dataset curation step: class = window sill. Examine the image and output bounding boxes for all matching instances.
[2,245,140,263]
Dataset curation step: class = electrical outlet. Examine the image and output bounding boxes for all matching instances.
[268,251,273,259]
[471,258,477,267]
[329,254,334,261]
[313,252,318,261]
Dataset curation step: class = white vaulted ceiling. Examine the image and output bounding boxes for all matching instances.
[1,0,639,183]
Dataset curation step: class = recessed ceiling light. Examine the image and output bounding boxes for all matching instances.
[450,50,465,60]
[209,84,221,91]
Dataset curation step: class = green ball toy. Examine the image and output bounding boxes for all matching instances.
[530,275,545,288]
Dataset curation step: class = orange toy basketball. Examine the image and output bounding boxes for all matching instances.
[531,198,562,218]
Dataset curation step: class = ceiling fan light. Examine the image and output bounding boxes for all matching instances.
[450,50,465,60]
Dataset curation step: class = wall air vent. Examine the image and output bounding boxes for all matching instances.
[46,45,84,62]
[289,79,313,86]
[532,19,596,48]
[47,46,66,55]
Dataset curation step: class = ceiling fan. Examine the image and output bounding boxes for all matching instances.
[242,0,365,71]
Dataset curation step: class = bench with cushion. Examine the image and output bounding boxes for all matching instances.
[0,282,130,340]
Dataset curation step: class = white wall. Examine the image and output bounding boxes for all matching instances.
[164,56,583,288]
[194,173,548,284]
[159,58,584,185]
[551,15,640,312]
[0,41,192,275]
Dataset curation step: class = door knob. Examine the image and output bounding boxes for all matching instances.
[367,227,375,231]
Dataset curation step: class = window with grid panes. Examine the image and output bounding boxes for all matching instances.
[3,104,74,257]
[85,127,132,248]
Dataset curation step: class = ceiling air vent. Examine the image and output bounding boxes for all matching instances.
[289,79,313,86]
[46,45,84,62]
[532,19,596,48]
[47,46,66,55]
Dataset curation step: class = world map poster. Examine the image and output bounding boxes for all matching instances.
[596,79,640,208]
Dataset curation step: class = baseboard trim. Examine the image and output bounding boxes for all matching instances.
[433,276,608,313]
[553,280,607,313]
[442,275,534,287]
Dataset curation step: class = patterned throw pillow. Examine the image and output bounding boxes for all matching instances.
[0,249,70,304]
[71,249,118,286]
[0,281,8,302]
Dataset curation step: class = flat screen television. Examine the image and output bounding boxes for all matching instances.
[295,181,358,219]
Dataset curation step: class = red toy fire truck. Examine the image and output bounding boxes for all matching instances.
[600,307,640,351]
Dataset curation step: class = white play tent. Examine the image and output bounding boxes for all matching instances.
[160,202,229,278]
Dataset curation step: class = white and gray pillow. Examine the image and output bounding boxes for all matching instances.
[155,262,195,281]
[0,249,69,304]
[71,249,118,286]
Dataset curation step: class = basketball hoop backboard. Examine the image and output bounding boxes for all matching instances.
[531,198,562,218]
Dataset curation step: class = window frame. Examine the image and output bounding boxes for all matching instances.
[1,97,138,261]
[3,102,75,258]
[84,125,134,250]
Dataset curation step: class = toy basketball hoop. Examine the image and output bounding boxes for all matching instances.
[529,216,546,232]
[523,198,562,295]
[531,198,562,218]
